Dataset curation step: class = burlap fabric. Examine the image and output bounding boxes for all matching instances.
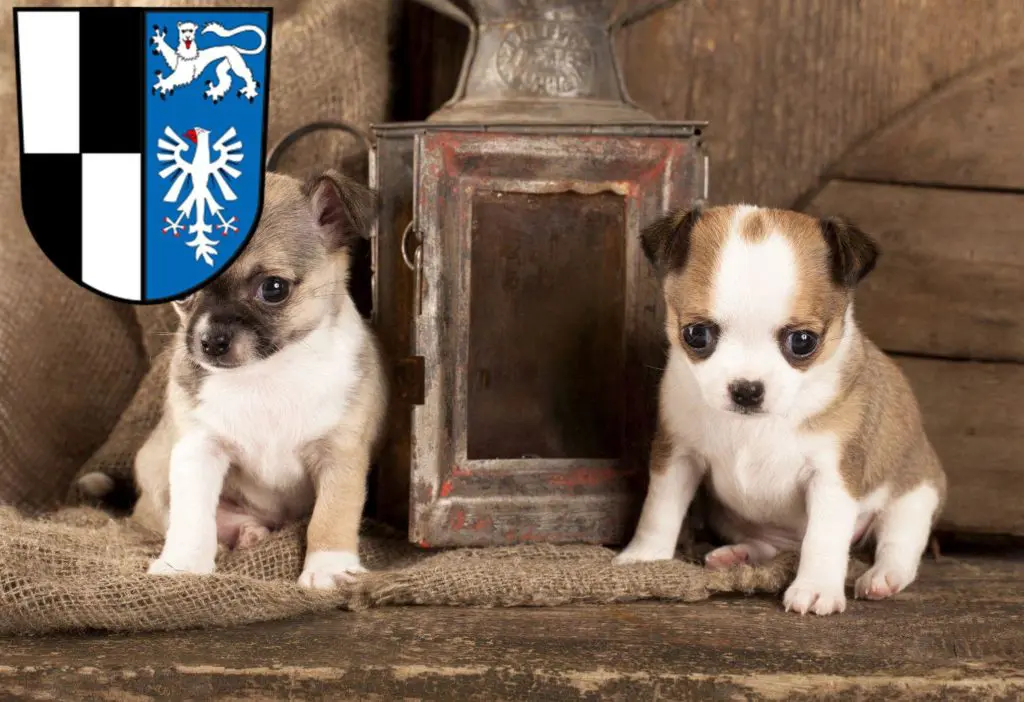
[0,5,146,512]
[0,504,803,635]
[0,0,393,510]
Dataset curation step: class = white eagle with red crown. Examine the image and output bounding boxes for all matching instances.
[156,125,244,265]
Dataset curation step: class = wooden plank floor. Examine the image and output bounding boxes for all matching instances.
[1,552,1022,700]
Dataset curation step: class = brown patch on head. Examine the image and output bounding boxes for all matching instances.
[640,206,880,369]
[802,338,946,505]
[174,170,376,368]
[753,209,850,371]
[767,210,879,371]
[640,205,733,363]
[736,209,769,243]
[230,171,330,294]
[665,208,733,317]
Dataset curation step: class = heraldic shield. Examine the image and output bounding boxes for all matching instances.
[13,7,272,303]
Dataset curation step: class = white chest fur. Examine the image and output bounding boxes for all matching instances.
[660,348,881,544]
[183,314,366,521]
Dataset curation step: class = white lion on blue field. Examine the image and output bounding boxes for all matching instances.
[150,21,266,103]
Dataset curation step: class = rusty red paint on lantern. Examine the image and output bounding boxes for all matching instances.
[370,122,707,548]
[365,0,705,549]
[548,466,621,489]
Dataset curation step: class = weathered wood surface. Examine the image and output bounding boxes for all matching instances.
[621,0,1024,207]
[899,356,1024,536]
[1,553,1022,700]
[830,50,1024,190]
[805,180,1024,362]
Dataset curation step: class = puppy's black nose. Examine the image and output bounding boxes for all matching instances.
[200,326,233,357]
[729,379,765,409]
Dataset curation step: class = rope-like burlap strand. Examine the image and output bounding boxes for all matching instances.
[0,506,800,635]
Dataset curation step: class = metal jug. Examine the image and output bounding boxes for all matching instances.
[411,0,683,122]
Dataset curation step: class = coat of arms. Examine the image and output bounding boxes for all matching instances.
[14,7,272,303]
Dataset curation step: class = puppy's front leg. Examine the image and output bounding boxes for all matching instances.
[148,431,229,575]
[298,439,369,589]
[613,432,705,564]
[783,469,858,615]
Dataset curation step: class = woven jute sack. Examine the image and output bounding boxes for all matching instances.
[0,6,147,512]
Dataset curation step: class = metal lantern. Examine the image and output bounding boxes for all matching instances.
[275,0,709,548]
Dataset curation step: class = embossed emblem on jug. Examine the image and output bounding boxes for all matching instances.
[409,0,683,122]
[495,22,595,98]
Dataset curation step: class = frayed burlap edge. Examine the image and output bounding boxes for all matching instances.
[0,506,808,636]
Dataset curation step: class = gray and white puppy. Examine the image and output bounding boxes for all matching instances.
[131,169,386,588]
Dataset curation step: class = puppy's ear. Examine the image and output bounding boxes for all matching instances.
[171,294,195,321]
[304,169,377,251]
[640,205,703,275]
[819,216,879,287]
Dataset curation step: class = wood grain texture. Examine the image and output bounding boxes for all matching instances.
[898,356,1024,536]
[621,0,1024,207]
[2,553,1022,700]
[805,180,1024,361]
[832,49,1024,190]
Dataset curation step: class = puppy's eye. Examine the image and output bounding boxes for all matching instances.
[784,330,819,358]
[257,276,290,304]
[681,323,718,355]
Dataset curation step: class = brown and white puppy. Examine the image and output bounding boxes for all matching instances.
[614,205,947,615]
[132,169,386,588]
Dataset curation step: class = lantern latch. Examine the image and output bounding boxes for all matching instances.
[400,221,424,316]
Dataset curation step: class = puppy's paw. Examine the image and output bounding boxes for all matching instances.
[612,541,675,565]
[75,471,115,500]
[236,523,270,550]
[783,578,847,616]
[147,554,215,576]
[854,561,916,600]
[704,544,754,570]
[298,550,367,590]
[705,542,779,570]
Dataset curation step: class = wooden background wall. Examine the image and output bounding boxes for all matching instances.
[389,0,1024,536]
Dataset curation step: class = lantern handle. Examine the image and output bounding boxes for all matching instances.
[400,220,425,316]
[408,0,478,109]
[410,0,473,30]
[400,221,418,271]
[265,120,373,172]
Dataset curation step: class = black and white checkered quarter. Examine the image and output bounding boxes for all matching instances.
[15,8,146,301]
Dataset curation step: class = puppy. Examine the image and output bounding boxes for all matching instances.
[614,205,947,615]
[132,169,386,588]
